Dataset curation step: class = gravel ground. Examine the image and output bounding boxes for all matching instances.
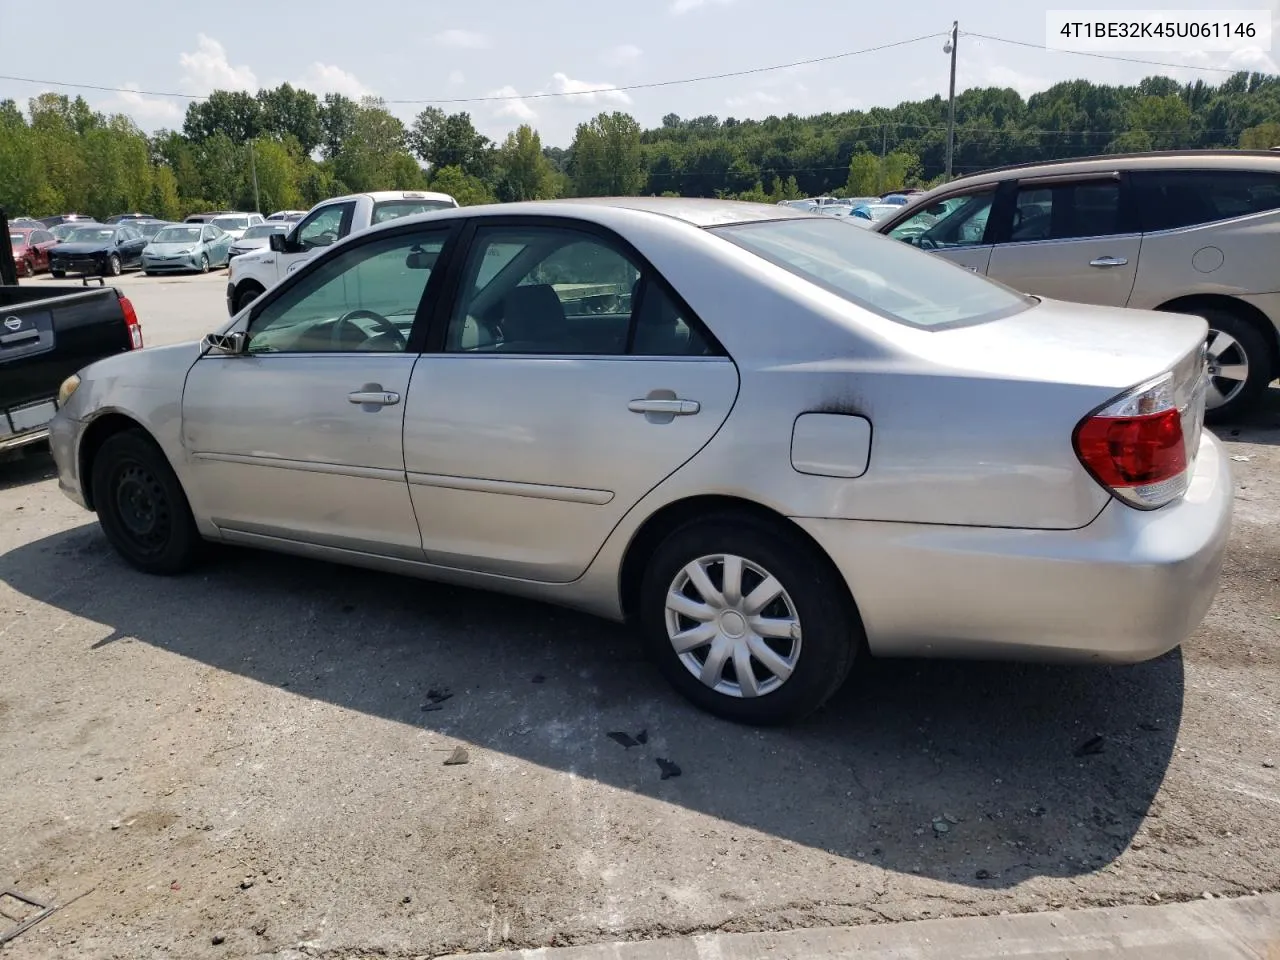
[1,282,1277,959]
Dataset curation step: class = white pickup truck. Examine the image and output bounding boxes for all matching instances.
[224,189,458,315]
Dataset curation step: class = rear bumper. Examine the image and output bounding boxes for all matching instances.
[794,431,1233,664]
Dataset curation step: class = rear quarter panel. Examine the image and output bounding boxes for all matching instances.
[1129,210,1280,309]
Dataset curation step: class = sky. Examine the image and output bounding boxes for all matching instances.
[0,0,1277,147]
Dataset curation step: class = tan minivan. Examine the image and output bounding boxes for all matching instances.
[876,150,1280,420]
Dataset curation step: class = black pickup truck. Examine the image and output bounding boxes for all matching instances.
[1,210,144,454]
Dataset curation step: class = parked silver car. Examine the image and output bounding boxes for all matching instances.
[48,198,1231,725]
[142,223,233,274]
[228,221,293,260]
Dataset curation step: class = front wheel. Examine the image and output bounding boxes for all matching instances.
[91,429,204,575]
[233,284,264,313]
[20,259,34,278]
[107,254,121,277]
[51,269,65,279]
[199,253,210,273]
[639,513,860,725]
[1193,308,1275,423]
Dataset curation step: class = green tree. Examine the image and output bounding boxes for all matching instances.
[148,165,182,220]
[183,90,262,143]
[428,165,495,205]
[570,111,644,196]
[319,93,360,160]
[334,97,409,192]
[250,137,306,213]
[409,108,494,179]
[1239,122,1280,149]
[845,152,880,195]
[494,125,558,201]
[257,83,323,154]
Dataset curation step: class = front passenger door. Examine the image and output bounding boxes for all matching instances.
[281,201,356,280]
[182,223,456,557]
[884,188,998,275]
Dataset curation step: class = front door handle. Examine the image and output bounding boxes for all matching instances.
[348,387,400,407]
[628,398,700,416]
[1089,256,1128,268]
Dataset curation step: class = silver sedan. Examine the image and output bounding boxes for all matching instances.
[47,198,1232,725]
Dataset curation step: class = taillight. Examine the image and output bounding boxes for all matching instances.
[1073,372,1192,510]
[119,294,144,349]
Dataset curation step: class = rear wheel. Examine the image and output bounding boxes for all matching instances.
[639,513,860,725]
[106,254,121,277]
[91,429,203,575]
[51,269,65,279]
[20,259,34,278]
[199,253,210,274]
[1189,307,1275,423]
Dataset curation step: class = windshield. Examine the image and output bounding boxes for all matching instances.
[371,199,454,224]
[154,226,203,244]
[137,221,167,238]
[66,226,117,243]
[213,216,248,231]
[242,223,285,239]
[710,217,1029,329]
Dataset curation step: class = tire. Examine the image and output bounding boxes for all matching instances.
[234,284,263,313]
[107,254,121,277]
[144,271,154,277]
[199,254,210,274]
[51,270,65,279]
[91,429,203,575]
[639,512,860,726]
[1188,307,1276,424]
[21,259,34,278]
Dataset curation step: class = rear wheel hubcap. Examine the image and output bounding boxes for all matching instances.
[1204,327,1249,409]
[664,553,802,699]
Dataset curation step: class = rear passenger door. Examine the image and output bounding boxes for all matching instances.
[984,174,1140,307]
[402,219,740,583]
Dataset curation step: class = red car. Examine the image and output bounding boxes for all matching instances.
[10,227,58,277]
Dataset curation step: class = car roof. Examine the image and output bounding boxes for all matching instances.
[935,149,1280,191]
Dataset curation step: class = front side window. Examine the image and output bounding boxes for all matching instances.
[246,228,447,354]
[445,227,715,356]
[296,204,352,250]
[887,190,995,248]
[713,216,1029,330]
[1007,180,1122,242]
[1133,169,1280,231]
[202,227,216,242]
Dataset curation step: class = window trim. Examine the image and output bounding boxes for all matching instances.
[238,218,465,357]
[423,215,727,360]
[879,184,1000,243]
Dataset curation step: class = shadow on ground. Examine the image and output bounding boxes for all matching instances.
[0,444,56,492]
[1214,384,1280,447]
[0,523,1183,891]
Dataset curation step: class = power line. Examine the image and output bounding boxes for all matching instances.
[0,34,944,106]
[964,31,1268,75]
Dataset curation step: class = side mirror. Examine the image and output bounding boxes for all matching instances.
[268,233,287,253]
[204,331,248,355]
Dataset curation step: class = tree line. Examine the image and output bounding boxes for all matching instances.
[3,71,1280,221]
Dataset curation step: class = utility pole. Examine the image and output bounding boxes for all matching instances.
[249,141,261,213]
[944,21,958,181]
[879,123,887,194]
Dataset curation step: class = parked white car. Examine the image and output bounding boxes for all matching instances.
[210,212,265,241]
[226,190,458,314]
[228,221,293,260]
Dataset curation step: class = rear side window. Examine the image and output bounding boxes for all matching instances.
[1134,170,1280,231]
[1008,181,1123,242]
[712,217,1030,330]
[372,199,456,224]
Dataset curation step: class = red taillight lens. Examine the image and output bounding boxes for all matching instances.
[1073,372,1194,510]
[119,294,144,349]
[1075,409,1186,486]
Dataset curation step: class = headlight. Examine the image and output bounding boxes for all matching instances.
[57,374,81,407]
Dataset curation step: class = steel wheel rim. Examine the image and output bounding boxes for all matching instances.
[113,461,172,555]
[1204,327,1250,409]
[664,553,802,699]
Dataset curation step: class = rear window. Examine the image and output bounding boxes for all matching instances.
[710,217,1030,329]
[371,199,455,224]
[1133,169,1280,231]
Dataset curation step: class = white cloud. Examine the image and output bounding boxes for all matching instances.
[671,0,735,14]
[431,29,491,49]
[448,70,466,86]
[488,85,538,122]
[178,34,257,92]
[972,63,1048,98]
[296,62,373,99]
[603,44,643,66]
[725,90,784,108]
[100,84,182,125]
[548,72,631,106]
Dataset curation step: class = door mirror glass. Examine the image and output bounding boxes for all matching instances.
[268,232,287,253]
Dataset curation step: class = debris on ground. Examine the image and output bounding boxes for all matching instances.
[443,746,469,766]
[1074,735,1106,757]
[656,758,682,780]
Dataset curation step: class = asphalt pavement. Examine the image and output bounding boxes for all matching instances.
[0,269,1277,959]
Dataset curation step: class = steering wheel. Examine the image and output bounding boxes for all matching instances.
[330,309,407,350]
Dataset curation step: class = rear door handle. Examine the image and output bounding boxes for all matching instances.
[1089,256,1128,268]
[348,390,400,406]
[628,398,700,416]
